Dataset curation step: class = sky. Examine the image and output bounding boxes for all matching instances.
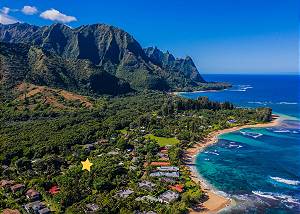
[0,0,298,74]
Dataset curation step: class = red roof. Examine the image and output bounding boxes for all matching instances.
[169,184,184,192]
[49,186,60,195]
[150,162,171,166]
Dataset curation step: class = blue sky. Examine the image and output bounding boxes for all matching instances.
[0,0,298,74]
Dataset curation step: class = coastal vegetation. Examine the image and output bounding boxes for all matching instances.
[0,88,272,213]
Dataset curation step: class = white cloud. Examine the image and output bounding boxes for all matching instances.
[40,9,77,23]
[22,6,38,15]
[1,7,10,14]
[0,7,19,24]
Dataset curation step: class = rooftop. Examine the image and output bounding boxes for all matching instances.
[158,190,179,203]
[150,162,170,166]
[157,166,179,172]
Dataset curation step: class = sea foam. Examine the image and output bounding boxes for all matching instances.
[252,191,300,205]
[240,131,263,138]
[270,176,300,186]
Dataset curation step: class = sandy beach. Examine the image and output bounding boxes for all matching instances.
[185,116,282,213]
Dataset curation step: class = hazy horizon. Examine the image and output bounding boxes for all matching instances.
[0,0,298,74]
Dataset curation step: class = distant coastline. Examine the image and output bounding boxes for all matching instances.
[185,116,282,213]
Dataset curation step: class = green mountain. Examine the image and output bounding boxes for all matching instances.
[0,23,211,91]
[0,42,131,95]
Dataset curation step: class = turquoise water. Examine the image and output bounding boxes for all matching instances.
[182,74,300,213]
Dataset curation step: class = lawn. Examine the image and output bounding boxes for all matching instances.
[145,134,180,147]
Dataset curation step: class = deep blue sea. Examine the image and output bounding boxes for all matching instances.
[181,74,300,213]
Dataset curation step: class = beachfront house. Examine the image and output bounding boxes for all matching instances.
[158,190,179,203]
[157,166,179,172]
[149,171,179,178]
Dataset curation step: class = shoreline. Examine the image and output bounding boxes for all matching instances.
[185,116,282,213]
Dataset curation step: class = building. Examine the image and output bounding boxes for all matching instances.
[48,185,60,195]
[149,162,170,166]
[25,189,40,201]
[138,181,156,190]
[159,178,177,184]
[24,201,45,214]
[227,119,237,124]
[2,209,21,214]
[0,180,15,188]
[135,195,162,203]
[115,189,134,198]
[10,184,25,193]
[38,208,51,214]
[158,190,179,203]
[157,166,179,172]
[86,203,100,212]
[149,171,179,178]
[169,184,184,193]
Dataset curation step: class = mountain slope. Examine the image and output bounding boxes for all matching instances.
[0,23,207,90]
[0,42,131,95]
[144,47,205,83]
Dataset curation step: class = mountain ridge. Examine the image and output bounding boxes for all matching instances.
[0,23,229,94]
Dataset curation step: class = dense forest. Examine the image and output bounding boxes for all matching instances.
[0,86,272,213]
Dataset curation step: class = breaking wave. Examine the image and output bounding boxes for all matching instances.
[240,131,263,138]
[252,191,300,205]
[270,176,300,186]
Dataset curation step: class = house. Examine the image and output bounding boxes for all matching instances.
[169,184,184,193]
[48,185,60,195]
[2,209,21,214]
[0,180,15,188]
[138,181,156,190]
[149,172,179,178]
[135,195,162,203]
[24,201,45,214]
[25,189,40,201]
[159,178,177,184]
[227,119,237,124]
[38,208,51,214]
[86,203,100,212]
[96,139,109,144]
[159,147,168,154]
[10,184,25,193]
[150,162,170,166]
[115,189,134,198]
[157,152,169,159]
[157,166,179,172]
[158,190,179,203]
[135,211,157,214]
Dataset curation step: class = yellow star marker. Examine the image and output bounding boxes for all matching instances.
[81,158,93,172]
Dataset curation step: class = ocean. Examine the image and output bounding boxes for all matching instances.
[180,74,300,213]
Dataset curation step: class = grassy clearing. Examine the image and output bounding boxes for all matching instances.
[145,134,180,146]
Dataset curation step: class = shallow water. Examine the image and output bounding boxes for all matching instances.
[182,74,300,213]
